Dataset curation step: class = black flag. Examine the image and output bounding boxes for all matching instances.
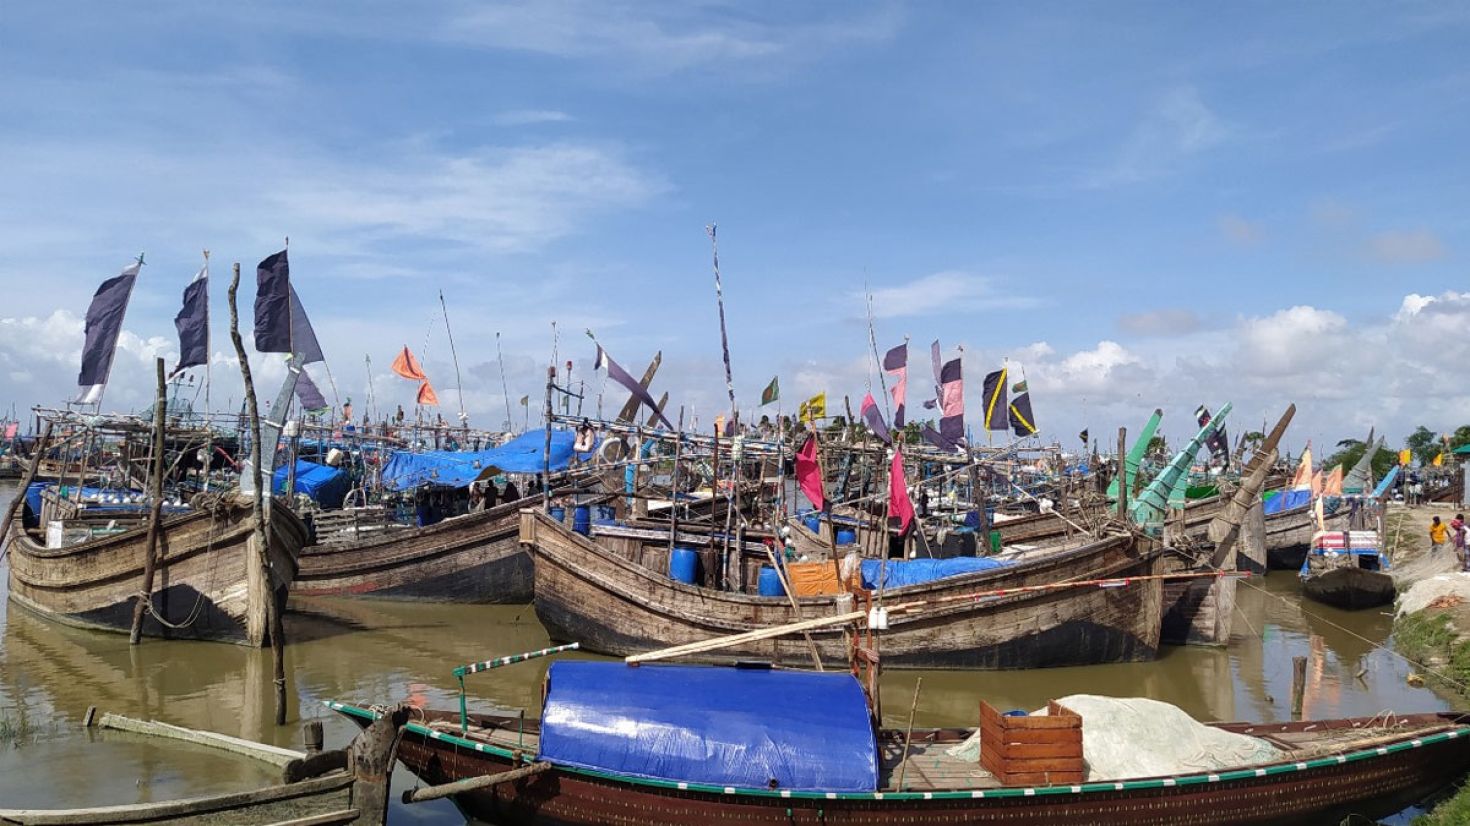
[76,260,141,404]
[981,368,1009,431]
[170,264,209,377]
[254,250,325,363]
[1196,405,1230,468]
[1010,393,1038,437]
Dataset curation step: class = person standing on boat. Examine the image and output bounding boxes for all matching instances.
[1430,515,1449,555]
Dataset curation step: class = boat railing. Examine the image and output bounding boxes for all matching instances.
[452,642,581,736]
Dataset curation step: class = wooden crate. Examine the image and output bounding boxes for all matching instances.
[979,699,1084,786]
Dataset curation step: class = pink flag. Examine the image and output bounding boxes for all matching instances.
[860,392,892,444]
[796,435,825,511]
[2,423,15,440]
[889,450,914,533]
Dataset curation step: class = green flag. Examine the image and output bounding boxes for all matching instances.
[1013,380,1028,394]
[761,376,779,406]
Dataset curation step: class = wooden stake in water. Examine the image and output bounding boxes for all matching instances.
[129,357,168,644]
[897,677,924,790]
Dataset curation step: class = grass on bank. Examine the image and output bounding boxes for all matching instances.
[1393,611,1470,825]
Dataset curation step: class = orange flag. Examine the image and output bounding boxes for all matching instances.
[1323,465,1343,496]
[417,380,440,407]
[391,346,427,382]
[1290,445,1313,490]
[1310,468,1324,497]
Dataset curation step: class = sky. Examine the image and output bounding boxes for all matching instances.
[2,1,1468,456]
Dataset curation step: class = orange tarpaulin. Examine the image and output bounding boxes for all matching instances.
[391,346,427,381]
[784,561,850,596]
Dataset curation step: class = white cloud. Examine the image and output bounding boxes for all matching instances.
[1218,214,1264,247]
[861,271,1037,320]
[1366,229,1447,264]
[1117,308,1204,337]
[493,109,575,126]
[1089,86,1227,187]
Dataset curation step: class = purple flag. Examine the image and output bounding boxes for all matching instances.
[938,357,964,446]
[860,392,891,445]
[76,260,141,404]
[296,368,328,411]
[923,339,942,409]
[595,344,673,430]
[883,343,907,428]
[170,264,209,377]
[255,250,325,363]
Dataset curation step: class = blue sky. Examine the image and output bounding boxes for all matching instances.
[2,2,1468,454]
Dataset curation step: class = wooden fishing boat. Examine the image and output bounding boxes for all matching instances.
[291,494,537,603]
[332,688,1470,826]
[522,509,1164,669]
[5,493,307,646]
[1299,530,1395,610]
[1264,499,1351,570]
[0,707,409,826]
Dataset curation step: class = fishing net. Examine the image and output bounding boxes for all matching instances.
[946,695,1281,780]
[1397,573,1470,617]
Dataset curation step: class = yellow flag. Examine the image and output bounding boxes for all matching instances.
[798,392,827,424]
[1434,452,1444,467]
[1399,449,1412,466]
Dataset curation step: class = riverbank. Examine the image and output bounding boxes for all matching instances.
[1384,503,1470,824]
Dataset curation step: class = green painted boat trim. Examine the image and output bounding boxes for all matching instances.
[1107,408,1162,504]
[1131,402,1231,528]
[327,701,1470,803]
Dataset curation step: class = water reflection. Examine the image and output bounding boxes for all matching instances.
[0,482,1453,822]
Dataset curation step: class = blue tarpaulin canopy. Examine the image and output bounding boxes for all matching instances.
[1264,488,1313,514]
[859,556,1010,590]
[537,661,878,792]
[273,460,349,509]
[380,430,595,491]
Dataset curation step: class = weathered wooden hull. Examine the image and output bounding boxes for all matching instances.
[523,510,1163,670]
[1265,505,1350,570]
[5,496,305,646]
[292,500,531,603]
[1301,566,1396,611]
[338,705,1470,826]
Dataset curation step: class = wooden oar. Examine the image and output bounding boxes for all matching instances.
[402,761,553,804]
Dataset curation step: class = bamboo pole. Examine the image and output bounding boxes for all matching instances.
[896,677,923,790]
[228,262,288,726]
[402,761,553,804]
[129,357,168,644]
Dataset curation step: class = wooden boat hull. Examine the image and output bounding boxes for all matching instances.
[5,496,305,646]
[292,500,531,603]
[1301,566,1395,610]
[336,705,1470,826]
[1265,505,1349,570]
[523,510,1163,670]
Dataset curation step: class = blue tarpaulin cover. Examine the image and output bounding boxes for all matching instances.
[273,460,349,509]
[537,661,878,791]
[380,430,594,490]
[859,556,1010,590]
[1264,488,1313,514]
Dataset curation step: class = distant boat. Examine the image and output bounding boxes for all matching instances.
[1299,529,1395,610]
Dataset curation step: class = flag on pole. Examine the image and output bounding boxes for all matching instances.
[1196,405,1230,468]
[170,263,209,378]
[520,395,529,406]
[938,356,964,445]
[981,368,1009,431]
[296,369,329,412]
[798,392,827,424]
[254,250,325,363]
[860,392,891,444]
[76,259,141,404]
[1399,448,1412,466]
[883,343,907,427]
[1434,452,1444,467]
[1323,465,1344,496]
[1010,392,1037,436]
[417,380,440,407]
[761,376,780,406]
[924,339,942,409]
[1290,446,1314,490]
[795,435,825,510]
[391,346,428,381]
[1013,380,1028,394]
[595,344,674,429]
[1079,428,1089,445]
[889,450,914,533]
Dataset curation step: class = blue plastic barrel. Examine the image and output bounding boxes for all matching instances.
[596,505,615,521]
[758,565,786,597]
[803,514,822,533]
[835,528,857,546]
[572,505,591,535]
[669,546,700,584]
[548,505,566,524]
